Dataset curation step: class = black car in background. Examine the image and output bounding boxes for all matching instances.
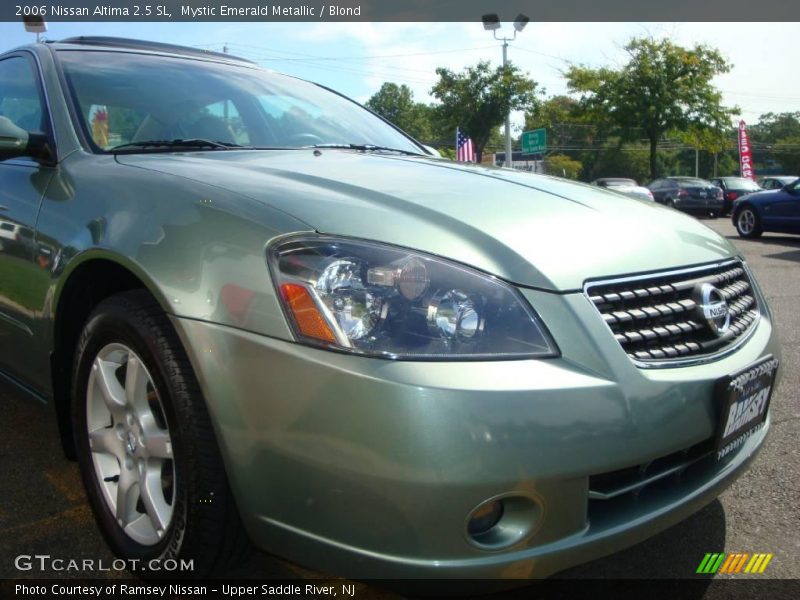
[710,177,763,214]
[757,175,798,191]
[647,177,724,217]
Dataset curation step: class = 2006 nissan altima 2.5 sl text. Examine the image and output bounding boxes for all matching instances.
[0,37,780,579]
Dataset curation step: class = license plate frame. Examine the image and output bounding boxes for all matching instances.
[713,355,778,457]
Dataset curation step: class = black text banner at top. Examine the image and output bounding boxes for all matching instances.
[2,0,798,22]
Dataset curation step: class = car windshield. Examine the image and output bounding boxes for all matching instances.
[724,177,761,190]
[57,50,423,154]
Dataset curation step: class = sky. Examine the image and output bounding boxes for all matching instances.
[1,21,798,131]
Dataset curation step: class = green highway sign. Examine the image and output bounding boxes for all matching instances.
[521,128,546,154]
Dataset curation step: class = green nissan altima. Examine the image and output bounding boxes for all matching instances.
[0,37,781,578]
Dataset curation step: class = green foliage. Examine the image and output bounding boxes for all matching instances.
[566,37,738,179]
[524,95,592,151]
[431,61,540,162]
[589,143,651,183]
[365,83,433,142]
[773,136,800,174]
[437,146,456,160]
[544,154,582,180]
[749,112,800,143]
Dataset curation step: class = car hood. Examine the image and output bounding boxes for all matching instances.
[117,150,738,291]
[733,189,779,206]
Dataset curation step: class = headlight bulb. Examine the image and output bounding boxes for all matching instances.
[397,257,428,300]
[315,259,386,341]
[427,290,484,340]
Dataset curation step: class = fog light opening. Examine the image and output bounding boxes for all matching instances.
[467,499,504,536]
[466,495,542,550]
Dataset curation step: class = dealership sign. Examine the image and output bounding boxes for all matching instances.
[738,120,755,180]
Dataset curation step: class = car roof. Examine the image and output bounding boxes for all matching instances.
[13,36,255,67]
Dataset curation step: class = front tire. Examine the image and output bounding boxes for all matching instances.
[735,206,763,238]
[72,291,249,575]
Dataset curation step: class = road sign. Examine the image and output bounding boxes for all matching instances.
[521,128,546,154]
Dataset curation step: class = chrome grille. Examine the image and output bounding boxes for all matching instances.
[585,260,759,364]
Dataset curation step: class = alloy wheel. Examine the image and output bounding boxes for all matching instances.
[86,343,175,546]
[737,209,756,235]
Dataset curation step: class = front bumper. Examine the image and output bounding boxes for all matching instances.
[171,286,779,579]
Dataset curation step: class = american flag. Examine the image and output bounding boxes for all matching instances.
[456,128,475,162]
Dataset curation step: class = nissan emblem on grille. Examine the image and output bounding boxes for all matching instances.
[695,283,731,336]
[585,260,759,365]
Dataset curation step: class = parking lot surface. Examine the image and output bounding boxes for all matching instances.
[0,218,797,586]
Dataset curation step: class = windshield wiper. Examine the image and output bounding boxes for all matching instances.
[110,138,247,153]
[308,143,424,156]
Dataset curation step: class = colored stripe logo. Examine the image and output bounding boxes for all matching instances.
[696,553,773,574]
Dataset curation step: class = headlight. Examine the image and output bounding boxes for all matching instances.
[268,236,558,360]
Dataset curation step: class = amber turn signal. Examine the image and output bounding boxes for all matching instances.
[280,283,337,343]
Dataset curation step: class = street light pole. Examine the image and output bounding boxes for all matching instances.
[502,39,512,169]
[482,13,529,169]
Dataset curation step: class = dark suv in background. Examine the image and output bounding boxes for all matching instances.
[647,177,724,217]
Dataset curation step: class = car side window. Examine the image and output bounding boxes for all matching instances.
[0,56,44,134]
[649,180,663,190]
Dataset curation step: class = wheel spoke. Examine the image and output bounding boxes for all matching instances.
[115,465,136,526]
[125,354,150,414]
[94,357,127,418]
[143,429,173,459]
[140,463,171,533]
[89,427,124,459]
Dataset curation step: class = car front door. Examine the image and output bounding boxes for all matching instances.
[761,180,800,232]
[0,53,56,390]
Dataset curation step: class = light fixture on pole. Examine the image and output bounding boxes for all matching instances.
[22,15,47,43]
[482,13,529,168]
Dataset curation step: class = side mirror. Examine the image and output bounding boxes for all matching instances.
[0,116,50,162]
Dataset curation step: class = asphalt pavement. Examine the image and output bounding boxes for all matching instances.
[0,217,797,590]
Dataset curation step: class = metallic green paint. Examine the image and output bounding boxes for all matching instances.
[117,151,740,291]
[0,40,780,579]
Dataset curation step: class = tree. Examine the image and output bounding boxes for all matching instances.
[749,112,800,143]
[431,61,540,163]
[544,154,582,179]
[525,95,614,179]
[773,136,800,174]
[566,37,738,180]
[524,95,591,152]
[365,82,433,142]
[749,112,800,173]
[589,143,652,183]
